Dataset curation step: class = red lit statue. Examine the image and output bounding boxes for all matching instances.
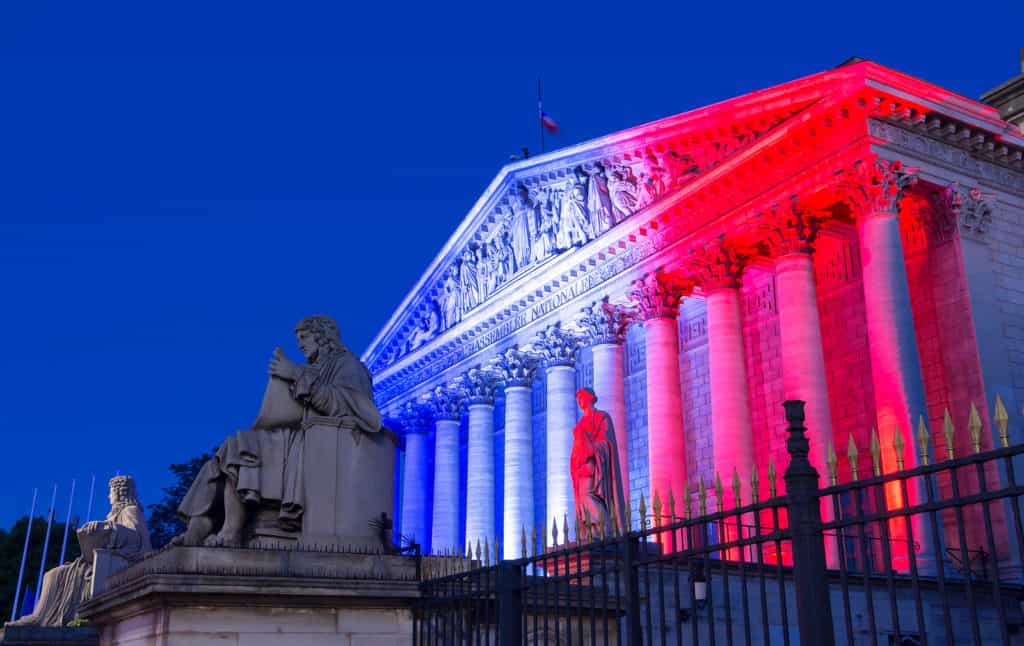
[571,388,627,536]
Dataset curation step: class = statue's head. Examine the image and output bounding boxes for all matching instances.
[294,315,344,363]
[576,387,597,411]
[108,476,139,511]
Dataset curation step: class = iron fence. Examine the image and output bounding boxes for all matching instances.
[415,398,1024,645]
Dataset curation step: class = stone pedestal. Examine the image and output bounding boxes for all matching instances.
[0,626,98,645]
[299,416,398,551]
[77,547,419,646]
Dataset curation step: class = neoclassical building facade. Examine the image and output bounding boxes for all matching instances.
[363,60,1024,560]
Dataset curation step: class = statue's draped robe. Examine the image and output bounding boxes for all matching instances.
[10,505,151,627]
[570,409,624,529]
[178,347,381,532]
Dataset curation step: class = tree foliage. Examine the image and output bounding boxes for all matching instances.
[146,450,213,548]
[0,516,82,621]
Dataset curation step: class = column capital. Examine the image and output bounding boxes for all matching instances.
[398,400,433,435]
[687,236,757,292]
[628,267,693,320]
[488,346,538,387]
[425,384,465,421]
[460,365,501,405]
[760,195,829,258]
[838,157,918,217]
[575,296,637,346]
[531,322,582,368]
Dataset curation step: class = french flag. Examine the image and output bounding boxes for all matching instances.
[540,111,560,135]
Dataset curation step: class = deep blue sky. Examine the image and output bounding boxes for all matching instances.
[0,2,1018,527]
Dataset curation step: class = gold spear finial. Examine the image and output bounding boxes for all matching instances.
[655,490,666,528]
[870,428,881,477]
[698,478,707,516]
[484,537,490,567]
[847,433,860,481]
[667,487,676,523]
[563,514,570,546]
[995,394,1010,448]
[751,466,760,504]
[826,441,838,486]
[942,408,956,461]
[714,473,724,512]
[767,458,777,499]
[476,538,482,563]
[893,424,906,470]
[542,521,548,551]
[531,526,538,557]
[494,536,500,564]
[639,493,648,530]
[968,402,983,454]
[916,416,930,467]
[685,483,693,520]
[625,500,633,530]
[732,467,742,507]
[551,517,558,547]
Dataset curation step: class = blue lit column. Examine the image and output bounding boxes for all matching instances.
[463,367,500,552]
[399,400,432,553]
[428,385,464,554]
[491,347,538,558]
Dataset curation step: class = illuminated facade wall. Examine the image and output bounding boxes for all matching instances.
[370,61,1024,566]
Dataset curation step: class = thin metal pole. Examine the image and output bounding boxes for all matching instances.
[537,76,545,154]
[58,479,76,564]
[84,474,95,522]
[10,488,38,622]
[33,483,58,611]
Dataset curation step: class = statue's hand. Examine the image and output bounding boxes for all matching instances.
[268,347,301,382]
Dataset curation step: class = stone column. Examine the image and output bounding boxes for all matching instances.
[576,296,634,530]
[533,323,582,539]
[841,157,932,571]
[629,269,690,522]
[490,347,538,558]
[689,240,756,503]
[398,401,433,553]
[462,367,500,552]
[427,385,464,554]
[762,196,834,477]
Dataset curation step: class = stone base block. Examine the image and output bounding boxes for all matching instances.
[77,547,419,646]
[0,626,99,645]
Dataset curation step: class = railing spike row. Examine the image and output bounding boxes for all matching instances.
[969,401,983,454]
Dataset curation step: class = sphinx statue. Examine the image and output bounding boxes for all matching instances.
[8,476,152,627]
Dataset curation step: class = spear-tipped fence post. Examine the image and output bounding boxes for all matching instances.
[496,559,522,645]
[781,400,835,646]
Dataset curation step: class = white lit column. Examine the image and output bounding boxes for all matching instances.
[428,386,463,554]
[577,297,632,527]
[493,347,538,558]
[464,368,499,552]
[399,401,432,552]
[630,270,688,520]
[534,323,582,539]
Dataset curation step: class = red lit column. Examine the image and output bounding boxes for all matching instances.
[533,323,582,540]
[629,269,690,526]
[842,157,932,572]
[428,385,464,554]
[576,296,634,530]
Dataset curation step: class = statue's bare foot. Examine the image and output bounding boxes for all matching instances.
[172,517,213,547]
[203,530,242,548]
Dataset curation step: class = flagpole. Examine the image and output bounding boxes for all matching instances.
[537,76,545,154]
[84,474,95,522]
[33,483,57,612]
[10,488,38,622]
[58,479,76,564]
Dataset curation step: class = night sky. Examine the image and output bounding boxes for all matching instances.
[0,2,1018,527]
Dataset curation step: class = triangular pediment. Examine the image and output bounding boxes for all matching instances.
[363,60,1024,394]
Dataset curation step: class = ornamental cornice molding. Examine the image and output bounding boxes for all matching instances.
[868,118,1024,197]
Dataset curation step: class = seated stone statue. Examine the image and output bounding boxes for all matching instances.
[174,315,382,547]
[8,476,152,627]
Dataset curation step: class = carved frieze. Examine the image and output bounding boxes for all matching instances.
[575,296,637,346]
[628,268,692,320]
